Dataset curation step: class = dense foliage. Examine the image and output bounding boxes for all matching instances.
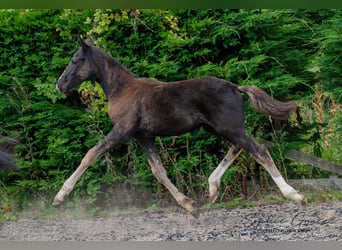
[0,9,341,217]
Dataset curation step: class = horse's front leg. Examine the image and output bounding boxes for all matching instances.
[137,137,199,218]
[53,128,131,206]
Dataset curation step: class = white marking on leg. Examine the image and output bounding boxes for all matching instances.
[53,168,86,205]
[254,146,306,204]
[273,176,304,202]
[140,139,197,216]
[53,148,98,205]
[150,157,195,214]
[208,147,242,203]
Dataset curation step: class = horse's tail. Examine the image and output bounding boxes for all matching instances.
[238,86,296,120]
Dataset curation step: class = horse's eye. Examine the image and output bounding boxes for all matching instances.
[71,58,85,64]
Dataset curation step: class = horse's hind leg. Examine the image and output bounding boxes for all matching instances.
[208,145,242,203]
[229,132,307,204]
[137,137,199,218]
[53,129,130,206]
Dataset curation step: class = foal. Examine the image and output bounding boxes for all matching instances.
[54,36,306,217]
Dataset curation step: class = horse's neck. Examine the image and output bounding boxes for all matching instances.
[99,56,136,99]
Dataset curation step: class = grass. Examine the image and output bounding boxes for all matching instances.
[200,189,342,211]
[201,197,256,210]
[0,181,17,221]
[305,189,342,203]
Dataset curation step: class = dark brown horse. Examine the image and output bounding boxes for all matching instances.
[54,36,306,217]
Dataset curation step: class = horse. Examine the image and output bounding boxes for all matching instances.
[54,35,306,217]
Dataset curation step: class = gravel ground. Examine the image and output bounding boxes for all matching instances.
[1,201,342,241]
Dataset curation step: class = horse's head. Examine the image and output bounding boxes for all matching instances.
[56,36,97,94]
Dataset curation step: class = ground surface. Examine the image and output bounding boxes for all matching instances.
[1,201,342,241]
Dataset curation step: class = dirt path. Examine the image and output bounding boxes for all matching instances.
[1,201,342,241]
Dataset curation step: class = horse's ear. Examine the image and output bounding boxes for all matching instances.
[77,35,89,51]
[85,36,94,46]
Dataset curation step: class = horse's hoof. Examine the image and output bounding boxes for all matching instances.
[190,209,200,219]
[209,193,218,204]
[52,197,63,206]
[301,197,308,206]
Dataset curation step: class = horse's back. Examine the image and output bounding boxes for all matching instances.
[128,76,245,137]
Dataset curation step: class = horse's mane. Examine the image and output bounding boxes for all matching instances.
[91,46,137,78]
